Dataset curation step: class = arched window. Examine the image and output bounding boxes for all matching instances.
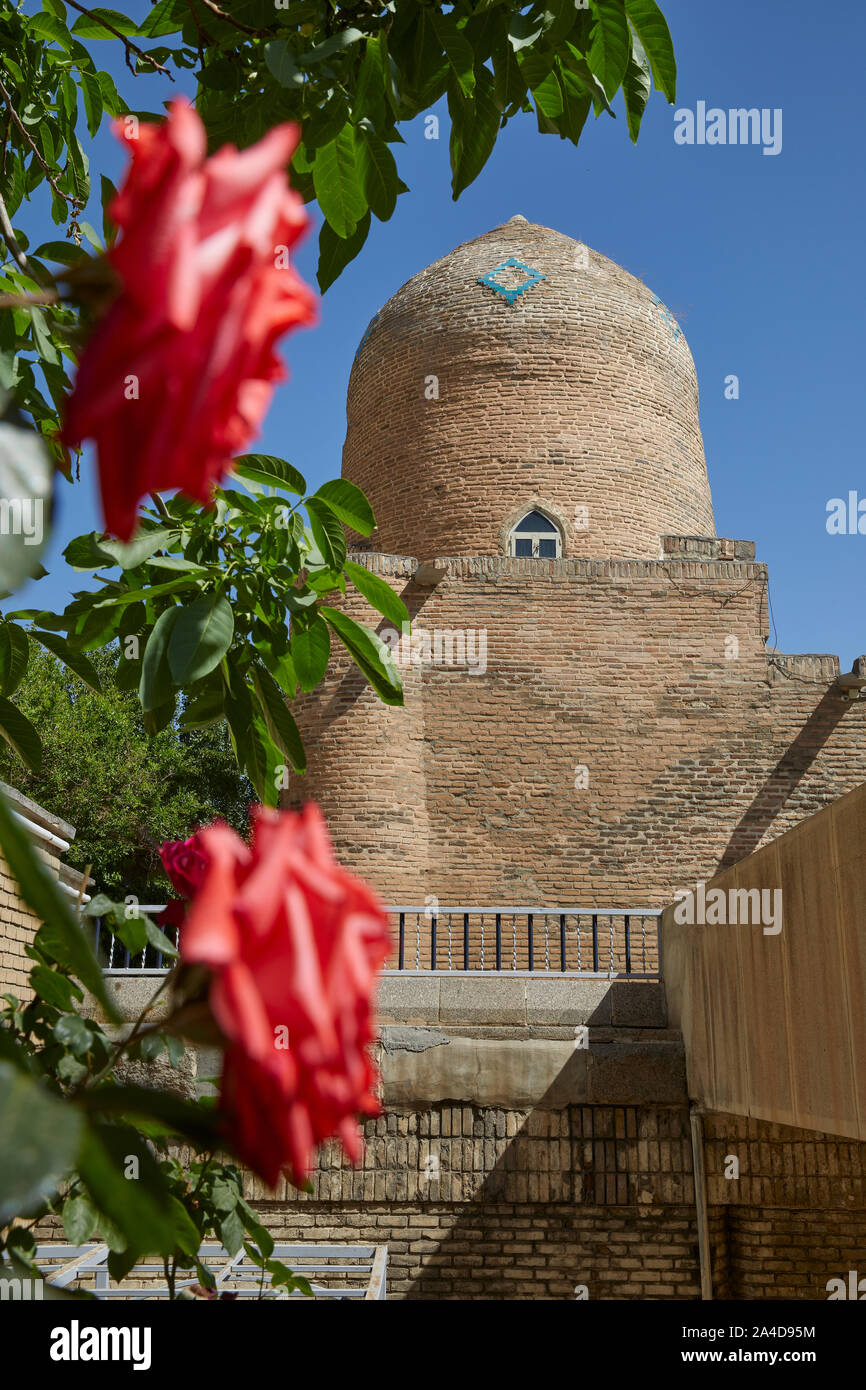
[508,509,562,558]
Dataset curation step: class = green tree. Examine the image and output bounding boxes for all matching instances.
[0,0,677,466]
[0,642,252,899]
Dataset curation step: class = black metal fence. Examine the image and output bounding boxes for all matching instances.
[389,907,660,978]
[92,905,660,979]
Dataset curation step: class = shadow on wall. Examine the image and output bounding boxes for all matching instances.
[720,689,848,867]
[400,1076,698,1301]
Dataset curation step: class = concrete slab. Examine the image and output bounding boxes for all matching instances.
[381,1035,584,1108]
[609,981,667,1027]
[438,976,526,1025]
[525,977,611,1025]
[586,1042,687,1104]
[376,975,441,1023]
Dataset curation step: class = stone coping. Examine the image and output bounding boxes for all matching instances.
[0,781,76,842]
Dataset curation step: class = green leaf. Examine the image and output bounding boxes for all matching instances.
[78,1123,180,1256]
[179,683,225,728]
[507,13,545,49]
[264,39,301,87]
[354,33,388,129]
[62,1192,99,1245]
[0,696,42,772]
[449,67,500,200]
[54,1013,95,1058]
[431,10,475,97]
[344,559,409,629]
[114,914,148,955]
[622,27,652,141]
[139,605,179,712]
[239,1201,274,1259]
[314,479,375,536]
[27,12,73,48]
[167,593,234,685]
[31,630,102,693]
[219,1206,244,1257]
[30,964,83,1010]
[313,126,367,239]
[63,527,177,572]
[320,607,403,706]
[232,454,306,495]
[250,665,306,773]
[140,0,186,38]
[357,130,400,223]
[168,1195,201,1256]
[306,496,347,571]
[519,50,564,120]
[563,44,615,112]
[245,714,281,806]
[71,8,140,39]
[0,1062,83,1223]
[588,0,631,99]
[624,0,676,101]
[316,212,370,293]
[0,623,29,697]
[291,617,330,692]
[303,27,364,64]
[80,68,104,137]
[144,916,179,959]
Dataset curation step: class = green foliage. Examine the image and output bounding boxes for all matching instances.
[0,0,131,470]
[0,0,677,461]
[2,461,407,809]
[0,643,253,899]
[0,812,305,1295]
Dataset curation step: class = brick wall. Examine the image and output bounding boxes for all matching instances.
[0,785,77,997]
[342,217,715,561]
[0,853,41,997]
[247,1104,866,1301]
[290,552,866,908]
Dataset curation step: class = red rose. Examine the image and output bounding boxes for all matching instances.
[62,99,317,539]
[160,832,208,900]
[168,804,390,1186]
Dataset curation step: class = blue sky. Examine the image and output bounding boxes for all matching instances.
[10,0,866,667]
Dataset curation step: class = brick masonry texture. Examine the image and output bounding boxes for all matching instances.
[279,223,866,1298]
[247,1106,866,1301]
[0,853,48,996]
[290,552,866,906]
[342,217,715,561]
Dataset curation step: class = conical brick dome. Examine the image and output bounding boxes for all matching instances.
[341,216,715,560]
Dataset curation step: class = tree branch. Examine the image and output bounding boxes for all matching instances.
[195,0,268,39]
[62,0,174,78]
[0,188,27,270]
[0,77,75,209]
[0,288,59,309]
[150,491,172,522]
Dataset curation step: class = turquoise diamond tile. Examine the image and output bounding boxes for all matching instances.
[477,256,546,306]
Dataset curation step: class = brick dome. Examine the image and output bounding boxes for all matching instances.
[342,216,715,560]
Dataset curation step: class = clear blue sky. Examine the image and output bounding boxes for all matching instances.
[11,0,866,668]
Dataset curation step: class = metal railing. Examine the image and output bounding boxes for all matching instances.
[27,1242,387,1300]
[388,907,660,978]
[92,906,177,973]
[91,904,659,979]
